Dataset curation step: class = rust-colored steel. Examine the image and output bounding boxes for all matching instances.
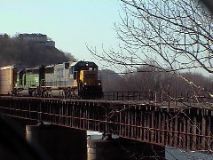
[0,96,212,152]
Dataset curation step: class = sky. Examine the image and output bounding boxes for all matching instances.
[0,0,121,68]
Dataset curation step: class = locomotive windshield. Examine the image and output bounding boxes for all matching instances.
[70,61,98,79]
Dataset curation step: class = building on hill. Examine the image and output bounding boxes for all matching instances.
[18,33,55,47]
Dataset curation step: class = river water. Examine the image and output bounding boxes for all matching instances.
[166,147,213,160]
[88,131,213,160]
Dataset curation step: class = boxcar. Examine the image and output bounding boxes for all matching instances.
[0,65,17,95]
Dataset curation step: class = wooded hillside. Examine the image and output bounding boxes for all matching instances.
[0,35,75,67]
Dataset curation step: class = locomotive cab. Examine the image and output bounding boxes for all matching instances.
[70,61,102,98]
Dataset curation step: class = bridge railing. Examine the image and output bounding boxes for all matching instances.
[103,91,155,101]
[103,91,213,103]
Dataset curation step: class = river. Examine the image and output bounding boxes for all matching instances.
[88,131,213,160]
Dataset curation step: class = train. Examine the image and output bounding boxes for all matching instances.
[0,61,103,98]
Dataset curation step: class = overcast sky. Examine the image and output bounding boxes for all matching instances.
[0,0,121,67]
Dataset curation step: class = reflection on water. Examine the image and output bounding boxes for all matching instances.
[166,147,213,160]
[87,131,213,160]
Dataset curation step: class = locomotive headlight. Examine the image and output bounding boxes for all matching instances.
[98,82,101,86]
[84,82,87,85]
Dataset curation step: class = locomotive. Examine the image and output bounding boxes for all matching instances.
[0,61,103,98]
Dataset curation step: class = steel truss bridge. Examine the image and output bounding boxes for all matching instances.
[0,96,212,152]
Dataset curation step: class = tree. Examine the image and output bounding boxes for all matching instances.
[0,36,74,67]
[118,0,212,72]
[89,0,213,97]
[88,0,213,155]
[99,69,125,91]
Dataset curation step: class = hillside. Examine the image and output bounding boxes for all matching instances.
[0,35,75,67]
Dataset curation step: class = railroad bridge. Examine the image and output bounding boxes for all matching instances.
[0,95,212,153]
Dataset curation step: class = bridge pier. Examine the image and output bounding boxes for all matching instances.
[88,137,165,160]
[26,124,87,160]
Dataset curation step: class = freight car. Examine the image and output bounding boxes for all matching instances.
[0,61,103,98]
[0,65,17,95]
